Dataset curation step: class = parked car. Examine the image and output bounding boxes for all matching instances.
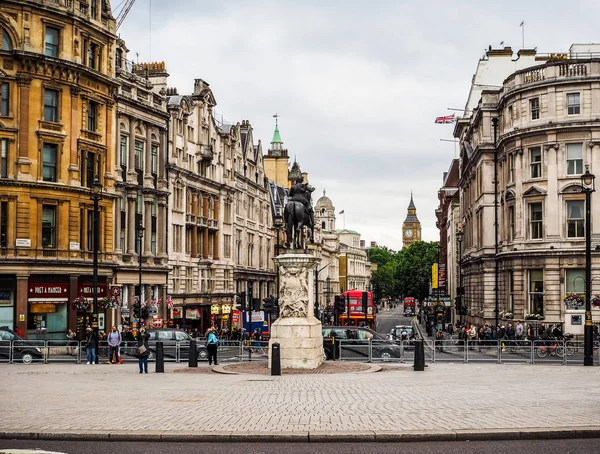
[322,326,401,361]
[145,328,208,361]
[388,325,415,341]
[0,327,44,364]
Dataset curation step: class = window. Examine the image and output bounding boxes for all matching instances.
[43,89,58,122]
[508,205,515,241]
[529,270,544,316]
[530,202,543,239]
[1,82,9,116]
[82,151,96,188]
[224,200,232,223]
[136,192,142,215]
[566,143,583,175]
[530,147,542,178]
[44,27,59,57]
[41,205,57,248]
[42,143,57,182]
[173,266,180,293]
[508,153,515,183]
[88,42,99,70]
[90,0,97,18]
[567,93,580,115]
[151,145,158,174]
[134,141,143,169]
[116,48,123,69]
[566,269,585,296]
[567,200,585,238]
[530,97,540,120]
[87,101,97,131]
[224,234,231,258]
[119,135,127,167]
[0,139,7,178]
[1,29,12,51]
[507,271,515,313]
[173,225,182,252]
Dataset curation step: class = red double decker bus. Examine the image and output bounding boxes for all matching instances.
[339,290,376,329]
[403,297,415,316]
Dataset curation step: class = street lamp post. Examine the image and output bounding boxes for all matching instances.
[273,214,283,303]
[90,177,103,364]
[581,165,596,366]
[137,222,145,333]
[456,227,464,324]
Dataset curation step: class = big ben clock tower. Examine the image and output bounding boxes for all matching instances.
[402,192,421,248]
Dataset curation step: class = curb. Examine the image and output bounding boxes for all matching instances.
[212,363,381,375]
[1,427,600,442]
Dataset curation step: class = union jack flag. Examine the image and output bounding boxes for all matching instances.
[435,113,455,124]
[167,295,173,309]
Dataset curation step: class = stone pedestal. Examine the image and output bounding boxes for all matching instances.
[269,253,323,369]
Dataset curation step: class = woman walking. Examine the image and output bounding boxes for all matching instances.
[137,327,150,374]
[206,328,219,366]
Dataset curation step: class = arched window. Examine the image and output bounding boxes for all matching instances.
[1,29,12,51]
[320,208,325,215]
[322,221,326,229]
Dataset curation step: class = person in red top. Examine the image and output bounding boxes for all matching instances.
[14,326,23,337]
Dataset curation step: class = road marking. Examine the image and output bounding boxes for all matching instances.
[0,450,68,454]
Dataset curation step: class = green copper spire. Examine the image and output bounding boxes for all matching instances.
[272,124,283,144]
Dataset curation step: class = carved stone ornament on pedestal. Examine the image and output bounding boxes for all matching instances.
[269,253,323,370]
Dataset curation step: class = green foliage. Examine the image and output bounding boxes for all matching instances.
[368,242,438,302]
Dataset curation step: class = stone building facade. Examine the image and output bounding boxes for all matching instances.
[338,229,371,293]
[231,120,276,312]
[113,42,170,329]
[0,0,117,339]
[453,48,600,333]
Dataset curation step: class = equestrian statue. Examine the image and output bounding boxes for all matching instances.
[284,176,315,249]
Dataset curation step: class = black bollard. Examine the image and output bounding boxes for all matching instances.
[155,341,164,373]
[188,340,198,367]
[271,342,281,376]
[414,339,425,371]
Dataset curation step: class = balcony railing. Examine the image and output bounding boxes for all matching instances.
[505,60,599,93]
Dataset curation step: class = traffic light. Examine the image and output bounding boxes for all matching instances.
[262,297,273,313]
[361,291,368,314]
[334,295,345,314]
[252,298,261,312]
[272,297,280,320]
[238,291,247,312]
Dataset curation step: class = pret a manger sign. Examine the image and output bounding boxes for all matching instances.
[28,283,69,303]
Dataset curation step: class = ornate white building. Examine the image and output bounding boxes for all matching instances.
[337,229,371,293]
[452,45,600,333]
[314,190,341,309]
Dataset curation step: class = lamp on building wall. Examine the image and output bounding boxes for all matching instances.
[90,176,103,363]
[456,226,464,324]
[581,165,596,366]
[136,221,145,331]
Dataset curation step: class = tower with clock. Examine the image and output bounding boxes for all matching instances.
[402,192,421,248]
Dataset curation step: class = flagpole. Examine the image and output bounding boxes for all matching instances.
[520,21,525,49]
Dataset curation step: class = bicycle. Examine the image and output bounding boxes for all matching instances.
[535,341,564,358]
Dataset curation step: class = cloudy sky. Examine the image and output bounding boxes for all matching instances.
[118,0,600,251]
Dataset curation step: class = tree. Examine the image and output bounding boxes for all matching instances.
[395,241,438,302]
[368,246,397,302]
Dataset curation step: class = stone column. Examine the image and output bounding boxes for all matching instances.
[16,76,32,180]
[269,253,322,369]
[114,194,122,254]
[545,143,560,240]
[16,275,29,337]
[128,117,136,182]
[144,198,152,255]
[145,125,152,176]
[158,198,167,257]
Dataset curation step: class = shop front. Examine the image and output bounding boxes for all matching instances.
[0,286,15,329]
[74,283,109,340]
[27,282,69,341]
[171,305,203,332]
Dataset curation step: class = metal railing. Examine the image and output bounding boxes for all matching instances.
[0,339,246,365]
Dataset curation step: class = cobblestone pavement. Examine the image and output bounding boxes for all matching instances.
[1,362,600,434]
[221,361,373,374]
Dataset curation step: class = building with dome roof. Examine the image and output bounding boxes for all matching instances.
[314,190,341,309]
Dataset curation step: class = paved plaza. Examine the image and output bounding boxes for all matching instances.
[1,361,600,440]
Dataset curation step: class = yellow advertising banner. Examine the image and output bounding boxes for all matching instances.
[432,263,439,289]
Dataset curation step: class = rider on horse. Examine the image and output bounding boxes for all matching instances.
[289,176,314,229]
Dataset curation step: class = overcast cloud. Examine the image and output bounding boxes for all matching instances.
[118,0,600,251]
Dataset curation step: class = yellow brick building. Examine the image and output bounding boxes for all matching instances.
[0,1,117,340]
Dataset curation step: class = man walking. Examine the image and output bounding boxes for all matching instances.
[107,326,122,364]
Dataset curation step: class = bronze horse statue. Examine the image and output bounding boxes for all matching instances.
[284,179,315,249]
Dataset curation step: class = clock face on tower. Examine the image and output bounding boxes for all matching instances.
[405,229,413,238]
